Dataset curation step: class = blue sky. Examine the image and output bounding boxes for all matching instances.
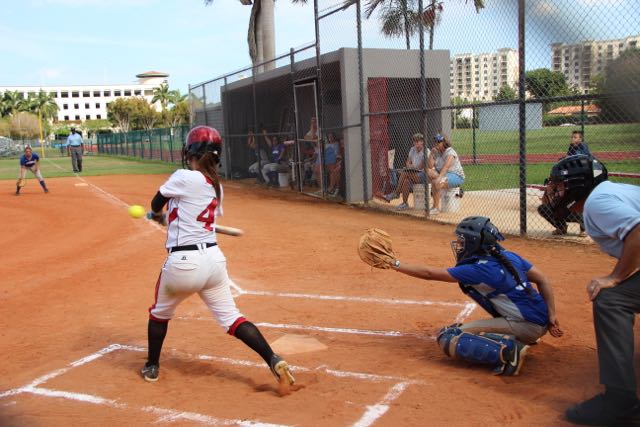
[1,0,637,94]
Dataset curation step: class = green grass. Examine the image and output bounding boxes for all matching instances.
[462,161,640,191]
[450,123,640,156]
[0,155,180,180]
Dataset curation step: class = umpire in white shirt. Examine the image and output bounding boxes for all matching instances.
[67,127,84,173]
[545,154,640,425]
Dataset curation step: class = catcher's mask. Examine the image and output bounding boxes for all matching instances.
[546,154,608,213]
[182,126,222,169]
[452,216,504,263]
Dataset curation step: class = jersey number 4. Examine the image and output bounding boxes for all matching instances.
[196,199,218,231]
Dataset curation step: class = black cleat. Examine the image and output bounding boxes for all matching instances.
[140,364,159,382]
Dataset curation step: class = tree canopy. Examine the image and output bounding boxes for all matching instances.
[524,68,574,99]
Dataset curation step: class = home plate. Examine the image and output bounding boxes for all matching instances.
[74,183,88,187]
[270,334,327,355]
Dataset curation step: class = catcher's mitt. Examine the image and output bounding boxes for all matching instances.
[16,178,25,188]
[358,228,396,269]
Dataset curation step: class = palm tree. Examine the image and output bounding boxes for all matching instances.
[365,0,484,50]
[152,83,172,112]
[1,91,25,117]
[168,90,187,107]
[204,0,308,71]
[365,0,418,50]
[29,90,59,120]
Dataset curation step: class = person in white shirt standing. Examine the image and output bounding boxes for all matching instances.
[66,127,84,173]
[143,126,295,391]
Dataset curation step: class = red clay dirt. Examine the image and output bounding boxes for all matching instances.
[1,174,638,426]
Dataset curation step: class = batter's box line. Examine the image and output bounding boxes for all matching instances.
[178,316,436,341]
[230,282,467,308]
[0,344,422,427]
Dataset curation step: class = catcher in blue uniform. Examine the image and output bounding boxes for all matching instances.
[360,216,563,375]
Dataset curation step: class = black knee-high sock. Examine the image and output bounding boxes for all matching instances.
[233,321,274,365]
[147,319,168,366]
[39,180,47,191]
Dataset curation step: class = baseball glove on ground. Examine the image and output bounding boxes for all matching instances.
[16,178,25,188]
[358,228,396,269]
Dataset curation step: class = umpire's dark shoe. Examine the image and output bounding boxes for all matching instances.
[566,393,640,426]
[140,364,159,382]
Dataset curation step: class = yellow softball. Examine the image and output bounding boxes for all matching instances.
[128,205,146,219]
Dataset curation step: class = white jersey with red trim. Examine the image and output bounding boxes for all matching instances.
[159,169,224,248]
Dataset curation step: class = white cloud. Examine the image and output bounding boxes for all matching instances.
[40,68,63,79]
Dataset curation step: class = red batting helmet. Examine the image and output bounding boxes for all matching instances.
[183,126,222,167]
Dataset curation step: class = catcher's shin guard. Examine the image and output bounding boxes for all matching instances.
[437,328,525,375]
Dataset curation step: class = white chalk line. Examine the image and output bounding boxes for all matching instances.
[351,382,411,427]
[231,284,465,308]
[0,343,421,426]
[454,302,477,324]
[178,316,434,341]
[44,158,165,232]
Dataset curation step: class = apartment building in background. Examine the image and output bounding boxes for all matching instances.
[449,48,518,102]
[551,35,639,94]
[0,71,168,123]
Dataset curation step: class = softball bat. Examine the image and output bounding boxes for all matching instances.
[145,212,243,236]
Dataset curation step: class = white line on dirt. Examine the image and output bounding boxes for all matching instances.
[351,382,412,427]
[454,302,477,323]
[234,287,465,308]
[178,316,434,341]
[22,386,287,426]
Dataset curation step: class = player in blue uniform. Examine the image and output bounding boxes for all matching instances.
[391,216,563,375]
[16,146,49,195]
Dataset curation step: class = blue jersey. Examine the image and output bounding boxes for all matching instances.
[447,251,549,327]
[20,152,40,168]
[566,142,590,157]
[270,143,286,163]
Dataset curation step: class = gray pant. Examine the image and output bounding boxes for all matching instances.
[593,270,640,393]
[70,146,83,172]
[460,317,548,345]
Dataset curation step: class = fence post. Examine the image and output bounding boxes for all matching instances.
[580,99,585,137]
[356,0,368,203]
[518,0,527,236]
[472,105,477,165]
[314,0,327,197]
[418,0,429,214]
[169,127,174,163]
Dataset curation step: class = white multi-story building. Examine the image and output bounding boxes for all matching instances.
[0,71,168,122]
[551,35,639,94]
[449,48,518,102]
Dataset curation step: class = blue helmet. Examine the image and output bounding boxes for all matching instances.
[452,216,504,263]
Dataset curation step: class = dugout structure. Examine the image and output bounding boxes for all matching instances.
[192,47,450,203]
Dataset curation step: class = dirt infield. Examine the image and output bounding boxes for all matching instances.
[1,174,638,426]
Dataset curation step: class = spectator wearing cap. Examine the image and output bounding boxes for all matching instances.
[427,134,465,215]
[67,127,84,173]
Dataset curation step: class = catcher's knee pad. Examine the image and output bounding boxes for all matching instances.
[436,323,463,357]
[449,332,515,367]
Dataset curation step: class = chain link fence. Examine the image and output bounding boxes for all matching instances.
[96,126,189,163]
[188,0,639,238]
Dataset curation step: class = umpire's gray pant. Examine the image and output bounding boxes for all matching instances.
[593,270,640,394]
[70,146,83,172]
